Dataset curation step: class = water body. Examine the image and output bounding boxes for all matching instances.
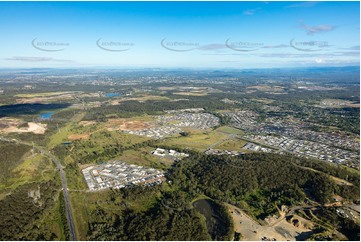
[0,103,70,117]
[193,199,230,240]
[105,92,120,98]
[39,111,54,120]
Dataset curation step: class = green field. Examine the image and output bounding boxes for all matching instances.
[160,129,229,152]
[69,192,94,240]
[114,147,171,169]
[215,126,244,135]
[214,139,248,151]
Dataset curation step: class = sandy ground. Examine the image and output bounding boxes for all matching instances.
[0,118,46,134]
[68,134,90,141]
[3,122,46,134]
[0,117,23,128]
[79,121,97,126]
[226,204,313,241]
[105,118,153,131]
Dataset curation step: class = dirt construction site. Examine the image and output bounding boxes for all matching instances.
[0,118,47,134]
[226,204,314,241]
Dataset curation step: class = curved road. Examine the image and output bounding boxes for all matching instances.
[0,137,77,241]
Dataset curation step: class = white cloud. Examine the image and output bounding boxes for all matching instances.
[285,1,318,8]
[5,56,73,62]
[243,8,261,15]
[299,23,336,35]
[315,58,325,63]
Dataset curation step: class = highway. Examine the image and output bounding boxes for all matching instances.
[0,137,77,241]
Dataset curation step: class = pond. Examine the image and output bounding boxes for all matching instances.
[105,93,120,98]
[193,199,231,240]
[39,111,54,120]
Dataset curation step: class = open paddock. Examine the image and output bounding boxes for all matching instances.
[105,118,154,131]
[68,134,90,141]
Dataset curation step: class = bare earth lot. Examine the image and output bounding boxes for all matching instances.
[0,118,46,134]
[105,118,153,131]
[226,204,314,241]
[68,134,90,141]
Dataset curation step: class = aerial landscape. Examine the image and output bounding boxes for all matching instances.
[0,1,359,241]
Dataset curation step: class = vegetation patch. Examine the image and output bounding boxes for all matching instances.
[0,181,61,240]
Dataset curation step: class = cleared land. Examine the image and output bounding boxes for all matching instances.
[114,147,173,169]
[0,118,47,134]
[15,92,78,103]
[247,85,285,93]
[173,92,208,96]
[215,139,248,152]
[110,95,170,105]
[15,92,76,98]
[79,121,96,126]
[216,126,244,135]
[67,134,90,141]
[317,99,360,108]
[105,118,153,131]
[226,204,314,241]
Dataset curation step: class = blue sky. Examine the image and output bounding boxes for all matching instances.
[0,1,359,68]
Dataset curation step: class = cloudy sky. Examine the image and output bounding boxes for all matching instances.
[0,1,359,68]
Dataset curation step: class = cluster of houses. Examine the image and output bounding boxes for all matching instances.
[158,112,219,130]
[242,142,273,153]
[152,148,189,160]
[245,134,359,164]
[82,160,165,191]
[205,148,244,156]
[122,111,219,139]
[123,126,182,139]
[224,110,259,131]
[254,117,359,151]
[222,110,359,167]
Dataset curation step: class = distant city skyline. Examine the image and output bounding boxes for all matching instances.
[0,1,359,68]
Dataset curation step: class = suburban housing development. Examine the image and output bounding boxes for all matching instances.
[82,160,165,191]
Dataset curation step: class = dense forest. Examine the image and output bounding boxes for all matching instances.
[86,186,217,240]
[0,181,60,240]
[167,153,360,219]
